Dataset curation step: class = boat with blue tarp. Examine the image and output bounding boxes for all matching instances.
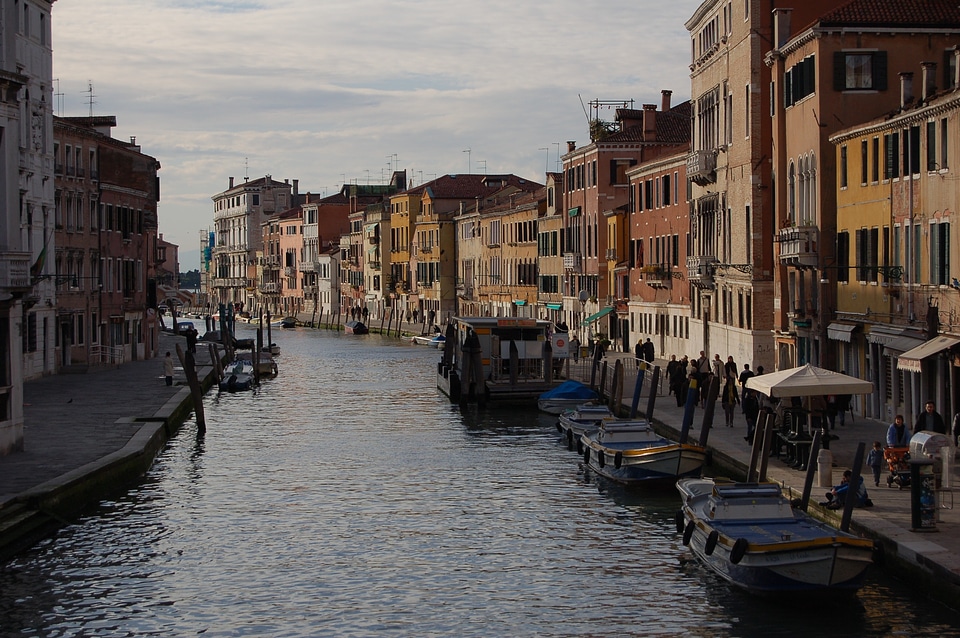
[538,380,598,414]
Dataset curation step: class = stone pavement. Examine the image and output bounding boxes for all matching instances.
[573,351,960,608]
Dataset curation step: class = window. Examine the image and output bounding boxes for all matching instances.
[784,55,816,107]
[884,132,900,179]
[872,138,880,182]
[927,121,938,171]
[941,118,950,170]
[930,221,950,286]
[834,51,888,91]
[904,125,921,176]
[840,145,848,188]
[860,140,868,185]
[837,231,850,283]
[745,84,751,137]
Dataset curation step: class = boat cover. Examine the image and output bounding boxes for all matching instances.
[539,380,598,402]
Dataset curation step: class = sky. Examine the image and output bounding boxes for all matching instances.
[52,0,698,271]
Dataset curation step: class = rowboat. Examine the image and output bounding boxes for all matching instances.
[675,478,876,595]
[579,419,706,485]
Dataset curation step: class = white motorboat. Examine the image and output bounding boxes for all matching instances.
[579,419,707,485]
[675,478,876,595]
[556,403,614,450]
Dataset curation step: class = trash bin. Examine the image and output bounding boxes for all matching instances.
[910,459,937,531]
[817,448,833,488]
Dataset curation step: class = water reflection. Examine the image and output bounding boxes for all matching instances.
[0,326,958,636]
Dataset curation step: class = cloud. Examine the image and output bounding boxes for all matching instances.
[53,0,696,269]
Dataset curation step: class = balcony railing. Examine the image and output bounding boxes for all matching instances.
[777,224,819,268]
[686,255,718,288]
[563,252,582,271]
[298,261,316,273]
[687,149,717,185]
[0,251,33,293]
[284,266,295,276]
[641,264,680,289]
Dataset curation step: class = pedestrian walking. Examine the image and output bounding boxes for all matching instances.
[163,351,175,386]
[742,389,760,444]
[721,376,740,426]
[642,338,655,363]
[570,334,580,362]
[866,441,884,487]
[915,400,946,435]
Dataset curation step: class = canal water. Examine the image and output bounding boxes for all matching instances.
[1,327,959,636]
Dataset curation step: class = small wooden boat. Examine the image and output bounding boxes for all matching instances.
[580,419,706,485]
[675,478,876,595]
[280,317,297,329]
[236,352,278,378]
[344,320,369,335]
[556,403,613,450]
[538,380,598,414]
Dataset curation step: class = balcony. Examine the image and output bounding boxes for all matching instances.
[298,261,316,273]
[302,285,317,296]
[687,149,717,186]
[641,264,678,289]
[777,224,819,268]
[260,282,279,294]
[686,255,718,289]
[0,251,32,293]
[563,252,582,271]
[284,266,295,276]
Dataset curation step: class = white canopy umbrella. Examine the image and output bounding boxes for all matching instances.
[746,363,873,398]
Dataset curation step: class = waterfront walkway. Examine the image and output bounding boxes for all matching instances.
[569,350,960,608]
[1,324,959,609]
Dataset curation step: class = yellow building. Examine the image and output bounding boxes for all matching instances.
[832,57,960,425]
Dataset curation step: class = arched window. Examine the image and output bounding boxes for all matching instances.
[788,161,796,222]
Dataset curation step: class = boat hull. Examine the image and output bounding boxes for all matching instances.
[676,478,874,595]
[583,442,706,484]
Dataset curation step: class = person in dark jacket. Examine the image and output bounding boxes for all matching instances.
[642,338,655,363]
[915,401,947,435]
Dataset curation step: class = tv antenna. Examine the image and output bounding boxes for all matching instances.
[86,81,96,117]
[53,79,63,116]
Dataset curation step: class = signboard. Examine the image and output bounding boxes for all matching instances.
[552,333,569,357]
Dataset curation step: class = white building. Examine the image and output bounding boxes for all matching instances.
[0,0,56,454]
[209,175,292,314]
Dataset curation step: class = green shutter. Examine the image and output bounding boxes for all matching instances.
[874,51,888,91]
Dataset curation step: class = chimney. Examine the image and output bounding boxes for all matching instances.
[661,90,673,112]
[900,72,914,109]
[642,104,657,140]
[922,61,937,101]
[773,8,792,48]
[229,176,235,189]
[567,141,576,153]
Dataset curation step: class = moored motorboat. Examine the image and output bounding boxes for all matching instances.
[537,379,599,415]
[675,478,876,595]
[344,320,369,335]
[262,342,281,356]
[235,351,278,378]
[218,359,255,392]
[280,317,297,329]
[579,419,706,485]
[412,332,445,348]
[556,403,614,449]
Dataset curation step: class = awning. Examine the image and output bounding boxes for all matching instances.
[545,303,562,310]
[827,322,858,342]
[897,336,960,373]
[581,306,613,326]
[883,334,926,357]
[513,300,526,306]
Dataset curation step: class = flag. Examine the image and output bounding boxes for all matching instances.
[30,231,52,280]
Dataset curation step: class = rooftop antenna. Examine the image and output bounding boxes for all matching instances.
[86,81,96,117]
[463,148,471,173]
[538,147,549,174]
[477,160,487,175]
[553,142,561,171]
[244,157,249,181]
[53,79,63,116]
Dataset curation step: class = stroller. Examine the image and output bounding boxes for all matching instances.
[884,447,911,489]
